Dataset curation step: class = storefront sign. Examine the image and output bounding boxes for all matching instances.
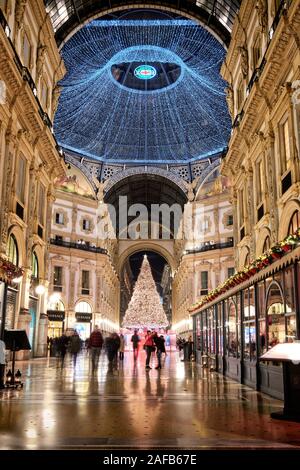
[75,312,92,323]
[47,310,65,322]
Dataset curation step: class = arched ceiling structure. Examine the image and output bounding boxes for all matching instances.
[45,1,241,47]
[53,13,232,164]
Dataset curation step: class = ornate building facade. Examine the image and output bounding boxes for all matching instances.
[48,164,120,339]
[0,0,65,357]
[191,0,300,399]
[173,173,234,337]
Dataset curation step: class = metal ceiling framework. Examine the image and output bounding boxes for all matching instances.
[45,1,241,47]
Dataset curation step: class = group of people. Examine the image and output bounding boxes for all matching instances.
[48,326,167,371]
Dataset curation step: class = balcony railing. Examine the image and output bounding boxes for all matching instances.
[50,238,107,254]
[184,240,234,255]
[0,8,63,158]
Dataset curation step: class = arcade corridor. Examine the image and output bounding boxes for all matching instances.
[0,351,299,450]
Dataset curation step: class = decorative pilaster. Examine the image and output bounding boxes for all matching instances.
[0,129,16,255]
[264,125,279,243]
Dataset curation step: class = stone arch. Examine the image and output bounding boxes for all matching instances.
[239,245,250,269]
[278,199,300,240]
[256,226,272,257]
[194,159,221,200]
[58,3,229,50]
[7,225,26,267]
[104,166,188,197]
[32,243,45,279]
[75,299,93,312]
[117,240,176,276]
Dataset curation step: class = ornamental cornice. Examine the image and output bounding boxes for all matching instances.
[0,29,65,177]
[221,0,255,80]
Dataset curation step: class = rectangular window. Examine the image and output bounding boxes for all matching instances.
[281,119,291,174]
[53,266,63,291]
[237,78,244,111]
[256,159,264,204]
[55,212,64,225]
[83,219,90,230]
[252,36,261,70]
[228,267,235,278]
[201,271,208,290]
[239,189,244,227]
[16,154,26,204]
[23,32,31,69]
[227,214,233,226]
[41,79,48,109]
[38,183,45,225]
[82,270,90,295]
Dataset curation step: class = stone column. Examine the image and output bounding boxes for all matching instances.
[35,280,49,357]
[263,125,279,243]
[245,164,255,259]
[230,188,239,269]
[291,81,300,180]
[0,129,16,256]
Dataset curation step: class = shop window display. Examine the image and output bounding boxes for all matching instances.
[243,287,256,360]
[227,300,237,357]
[267,282,285,347]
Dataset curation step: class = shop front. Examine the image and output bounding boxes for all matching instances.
[74,312,92,341]
[192,259,300,400]
[74,312,92,340]
[28,296,38,354]
[47,310,65,338]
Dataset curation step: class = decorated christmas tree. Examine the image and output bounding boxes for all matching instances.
[122,255,169,329]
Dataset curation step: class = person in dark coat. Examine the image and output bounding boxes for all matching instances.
[57,334,69,367]
[105,333,120,370]
[153,333,165,370]
[131,330,140,360]
[69,331,81,366]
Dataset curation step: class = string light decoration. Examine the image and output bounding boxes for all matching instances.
[54,19,231,164]
[122,255,168,329]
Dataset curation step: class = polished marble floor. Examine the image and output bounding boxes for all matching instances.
[0,350,300,449]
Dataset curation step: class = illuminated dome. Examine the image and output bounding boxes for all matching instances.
[54,19,231,164]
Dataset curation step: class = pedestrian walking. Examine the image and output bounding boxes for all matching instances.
[131,329,140,360]
[144,331,155,370]
[69,331,81,366]
[153,333,165,369]
[88,325,103,372]
[119,333,125,360]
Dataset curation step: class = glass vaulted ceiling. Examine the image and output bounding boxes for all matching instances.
[54,18,232,164]
[45,1,241,46]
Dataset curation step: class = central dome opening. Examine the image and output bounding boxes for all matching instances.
[111,61,182,92]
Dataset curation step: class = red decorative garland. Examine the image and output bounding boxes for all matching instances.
[188,229,300,313]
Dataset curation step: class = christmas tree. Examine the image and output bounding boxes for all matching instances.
[122,255,169,329]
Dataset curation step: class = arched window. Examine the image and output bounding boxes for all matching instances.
[266,282,285,348]
[288,210,300,235]
[7,234,19,266]
[47,298,65,311]
[75,301,92,313]
[31,252,39,279]
[262,235,271,253]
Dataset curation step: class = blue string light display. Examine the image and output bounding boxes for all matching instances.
[54,20,231,164]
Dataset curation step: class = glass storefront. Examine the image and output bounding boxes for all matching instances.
[193,261,300,397]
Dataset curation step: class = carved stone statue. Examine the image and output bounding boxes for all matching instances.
[36,44,47,79]
[93,176,109,203]
[255,0,268,32]
[182,176,200,202]
[51,84,61,116]
[15,0,27,30]
[238,45,249,78]
[225,85,234,119]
